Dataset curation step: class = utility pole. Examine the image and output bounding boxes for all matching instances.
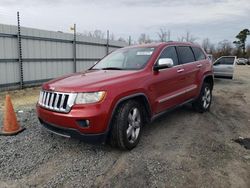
[17,11,24,89]
[106,30,109,55]
[129,36,131,45]
[72,24,77,72]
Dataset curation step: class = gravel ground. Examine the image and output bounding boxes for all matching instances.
[0,66,250,188]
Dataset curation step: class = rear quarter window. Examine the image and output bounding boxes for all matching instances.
[176,46,195,64]
[192,47,206,61]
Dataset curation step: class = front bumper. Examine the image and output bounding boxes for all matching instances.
[36,103,112,142]
[39,118,107,143]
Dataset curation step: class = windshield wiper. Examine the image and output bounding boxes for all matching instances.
[101,67,123,70]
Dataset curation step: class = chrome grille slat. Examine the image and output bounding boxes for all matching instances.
[54,93,59,110]
[45,93,50,107]
[39,90,77,113]
[57,94,62,108]
[60,94,65,109]
[42,92,47,105]
[49,93,55,108]
[42,92,46,104]
[47,93,51,107]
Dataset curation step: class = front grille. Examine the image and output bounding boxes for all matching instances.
[38,90,77,113]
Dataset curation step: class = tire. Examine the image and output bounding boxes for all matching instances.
[109,100,144,150]
[192,82,212,113]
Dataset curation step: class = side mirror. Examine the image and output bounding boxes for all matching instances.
[154,58,174,71]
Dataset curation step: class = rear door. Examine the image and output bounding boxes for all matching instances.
[213,56,236,78]
[150,46,187,113]
[176,46,200,101]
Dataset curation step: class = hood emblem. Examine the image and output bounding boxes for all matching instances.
[49,87,55,91]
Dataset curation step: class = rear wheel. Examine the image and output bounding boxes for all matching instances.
[193,83,212,113]
[109,100,144,150]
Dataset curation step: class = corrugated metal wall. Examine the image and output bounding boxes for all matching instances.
[0,23,127,91]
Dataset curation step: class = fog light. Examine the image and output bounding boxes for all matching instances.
[77,120,89,128]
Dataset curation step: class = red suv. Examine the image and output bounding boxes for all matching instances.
[37,42,213,150]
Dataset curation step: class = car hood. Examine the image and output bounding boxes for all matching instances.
[42,69,138,92]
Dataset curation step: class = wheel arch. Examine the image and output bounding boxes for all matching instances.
[202,74,214,90]
[111,93,152,123]
[105,93,152,141]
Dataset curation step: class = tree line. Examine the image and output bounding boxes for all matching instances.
[201,29,250,59]
[80,28,250,59]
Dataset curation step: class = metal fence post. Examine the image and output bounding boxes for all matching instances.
[73,24,77,72]
[106,30,109,55]
[17,11,24,89]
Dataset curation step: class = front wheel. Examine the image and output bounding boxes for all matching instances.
[109,100,144,150]
[192,83,212,113]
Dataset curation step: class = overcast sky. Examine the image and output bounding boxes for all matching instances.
[0,0,249,44]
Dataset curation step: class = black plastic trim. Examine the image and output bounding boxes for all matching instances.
[151,98,195,121]
[39,118,107,144]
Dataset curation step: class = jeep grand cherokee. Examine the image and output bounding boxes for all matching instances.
[37,42,214,150]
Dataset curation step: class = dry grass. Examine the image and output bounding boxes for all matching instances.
[234,65,250,81]
[0,87,41,110]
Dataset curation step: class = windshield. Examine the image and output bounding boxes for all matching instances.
[91,47,155,70]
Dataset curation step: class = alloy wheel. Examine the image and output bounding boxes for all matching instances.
[202,87,211,109]
[126,107,141,144]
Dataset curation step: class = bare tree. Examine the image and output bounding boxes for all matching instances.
[167,30,171,41]
[138,33,152,44]
[109,33,115,41]
[202,38,210,53]
[202,38,215,54]
[157,27,171,42]
[215,40,233,58]
[178,31,197,43]
[82,30,105,39]
[118,37,126,42]
[92,30,105,39]
[127,37,137,45]
[209,44,216,55]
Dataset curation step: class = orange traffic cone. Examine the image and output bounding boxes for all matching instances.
[0,95,25,136]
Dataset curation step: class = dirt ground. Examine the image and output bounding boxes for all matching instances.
[0,66,250,188]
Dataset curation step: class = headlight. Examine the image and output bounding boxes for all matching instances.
[75,91,106,104]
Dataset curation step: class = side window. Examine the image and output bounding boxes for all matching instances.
[192,47,206,61]
[214,57,235,65]
[159,46,179,66]
[221,57,235,65]
[177,46,195,64]
[214,58,222,65]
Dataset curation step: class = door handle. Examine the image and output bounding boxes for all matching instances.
[197,64,202,68]
[177,68,184,73]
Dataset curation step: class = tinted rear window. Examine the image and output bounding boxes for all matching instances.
[192,47,206,61]
[177,46,195,64]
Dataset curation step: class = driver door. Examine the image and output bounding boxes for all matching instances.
[150,46,187,114]
[213,56,236,78]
